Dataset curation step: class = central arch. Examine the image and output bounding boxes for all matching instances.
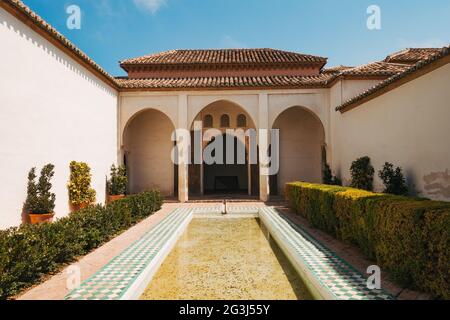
[188,100,259,197]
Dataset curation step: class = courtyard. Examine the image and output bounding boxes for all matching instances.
[0,0,449,306]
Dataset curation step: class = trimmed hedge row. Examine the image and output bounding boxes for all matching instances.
[0,191,162,300]
[286,182,450,299]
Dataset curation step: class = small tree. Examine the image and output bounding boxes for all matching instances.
[350,156,375,191]
[379,162,408,195]
[107,164,128,196]
[323,164,343,186]
[25,164,56,214]
[68,161,96,205]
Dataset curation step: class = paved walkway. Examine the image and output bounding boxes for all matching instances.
[18,201,429,300]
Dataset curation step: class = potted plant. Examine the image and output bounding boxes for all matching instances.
[68,161,96,212]
[106,164,128,203]
[25,164,56,224]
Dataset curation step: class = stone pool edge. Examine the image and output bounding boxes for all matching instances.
[120,210,193,300]
[259,208,333,300]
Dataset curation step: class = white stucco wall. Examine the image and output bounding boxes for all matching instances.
[341,79,382,102]
[0,7,118,228]
[330,63,450,201]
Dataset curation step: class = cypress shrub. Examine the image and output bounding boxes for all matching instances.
[0,190,162,300]
[286,182,450,299]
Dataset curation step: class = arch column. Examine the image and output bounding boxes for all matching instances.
[178,94,189,202]
[258,93,270,202]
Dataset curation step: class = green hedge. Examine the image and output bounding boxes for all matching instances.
[0,191,162,300]
[286,182,450,299]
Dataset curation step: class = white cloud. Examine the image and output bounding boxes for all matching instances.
[133,0,167,14]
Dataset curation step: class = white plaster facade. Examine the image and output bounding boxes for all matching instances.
[1,3,449,229]
[330,63,450,200]
[0,7,118,228]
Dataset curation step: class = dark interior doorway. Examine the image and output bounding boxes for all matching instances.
[204,134,248,194]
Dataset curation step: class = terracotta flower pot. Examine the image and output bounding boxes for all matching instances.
[71,202,90,212]
[28,213,54,225]
[107,194,125,204]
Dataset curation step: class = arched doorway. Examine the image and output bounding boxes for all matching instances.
[189,100,259,197]
[203,133,248,194]
[123,109,177,197]
[270,106,325,196]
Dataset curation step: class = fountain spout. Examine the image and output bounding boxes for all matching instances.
[222,200,227,215]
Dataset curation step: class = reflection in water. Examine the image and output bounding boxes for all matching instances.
[141,218,312,300]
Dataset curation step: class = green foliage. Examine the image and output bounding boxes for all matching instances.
[323,164,343,186]
[0,191,162,300]
[24,164,56,214]
[378,162,409,195]
[68,161,96,205]
[350,156,375,191]
[107,165,128,196]
[285,182,450,299]
[322,164,333,184]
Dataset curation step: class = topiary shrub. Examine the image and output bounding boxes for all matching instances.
[24,164,56,214]
[286,182,450,299]
[107,164,128,196]
[350,156,375,191]
[378,162,408,195]
[0,190,162,300]
[68,161,96,206]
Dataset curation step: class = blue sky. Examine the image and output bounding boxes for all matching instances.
[22,0,450,76]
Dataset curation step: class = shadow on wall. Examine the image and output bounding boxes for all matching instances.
[423,170,450,200]
[0,10,116,96]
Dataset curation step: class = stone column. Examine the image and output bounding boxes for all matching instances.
[258,93,270,202]
[178,94,189,202]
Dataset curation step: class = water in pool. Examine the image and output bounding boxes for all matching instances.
[140,218,313,300]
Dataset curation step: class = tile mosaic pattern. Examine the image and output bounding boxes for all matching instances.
[65,205,393,300]
[191,205,222,214]
[226,205,260,214]
[65,208,192,300]
[191,205,260,215]
[259,207,394,300]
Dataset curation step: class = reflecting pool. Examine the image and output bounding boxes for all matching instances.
[141,218,312,300]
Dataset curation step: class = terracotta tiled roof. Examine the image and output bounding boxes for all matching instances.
[1,0,118,88]
[336,46,450,112]
[323,66,353,74]
[340,62,410,77]
[120,49,327,66]
[116,74,335,90]
[2,0,447,95]
[384,48,443,64]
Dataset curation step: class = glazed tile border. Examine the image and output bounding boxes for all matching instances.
[65,205,394,300]
[259,207,393,300]
[65,208,192,300]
